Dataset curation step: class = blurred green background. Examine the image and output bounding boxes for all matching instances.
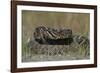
[22,10,90,41]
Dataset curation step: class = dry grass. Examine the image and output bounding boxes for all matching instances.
[22,10,90,62]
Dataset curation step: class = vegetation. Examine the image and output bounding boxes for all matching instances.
[22,10,90,62]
